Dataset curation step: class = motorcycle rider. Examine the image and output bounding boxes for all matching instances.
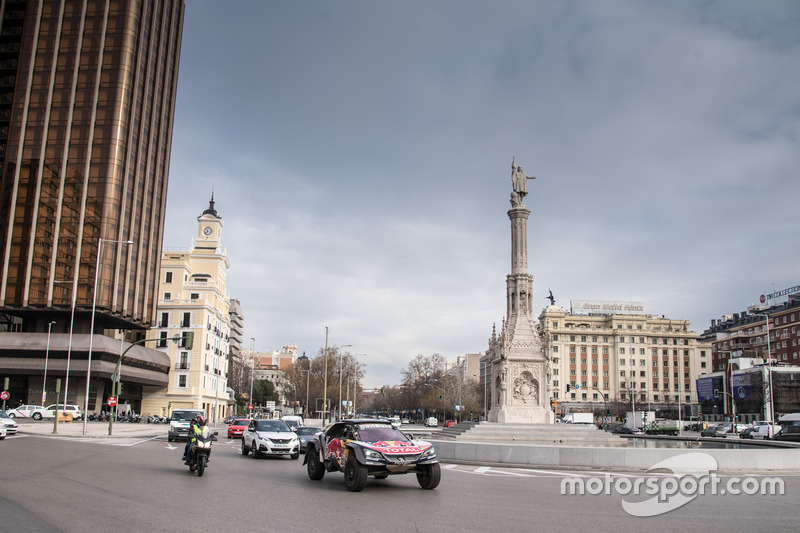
[183,415,201,464]
[184,415,212,465]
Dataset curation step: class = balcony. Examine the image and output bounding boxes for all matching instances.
[175,363,189,370]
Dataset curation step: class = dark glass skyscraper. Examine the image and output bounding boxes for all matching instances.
[0,0,185,411]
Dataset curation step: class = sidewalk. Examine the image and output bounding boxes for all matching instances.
[14,419,222,439]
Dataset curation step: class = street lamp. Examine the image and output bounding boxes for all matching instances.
[51,278,77,434]
[338,344,352,420]
[753,312,776,436]
[352,354,366,416]
[249,338,255,416]
[42,321,56,405]
[300,365,310,418]
[83,238,134,435]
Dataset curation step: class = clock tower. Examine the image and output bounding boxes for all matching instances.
[196,193,223,252]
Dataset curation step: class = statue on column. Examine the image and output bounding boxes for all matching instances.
[510,157,536,206]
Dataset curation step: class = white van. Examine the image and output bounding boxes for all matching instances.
[752,422,780,440]
[281,415,303,430]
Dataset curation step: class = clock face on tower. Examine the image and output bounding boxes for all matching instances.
[203,226,213,236]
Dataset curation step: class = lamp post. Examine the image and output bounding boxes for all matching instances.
[83,238,133,435]
[51,278,77,434]
[42,321,56,405]
[249,337,255,417]
[352,354,366,417]
[300,366,310,418]
[322,327,329,425]
[338,344,351,421]
[482,360,488,421]
[753,312,776,436]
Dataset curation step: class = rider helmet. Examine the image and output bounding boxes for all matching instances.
[196,415,206,426]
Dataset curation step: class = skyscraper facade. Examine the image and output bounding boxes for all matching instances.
[0,0,185,412]
[0,0,184,329]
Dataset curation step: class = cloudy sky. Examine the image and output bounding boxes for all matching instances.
[163,1,800,388]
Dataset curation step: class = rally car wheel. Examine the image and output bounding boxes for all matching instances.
[344,455,368,492]
[307,448,325,480]
[417,463,441,490]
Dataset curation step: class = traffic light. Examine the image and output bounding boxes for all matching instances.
[183,331,194,350]
[566,384,571,392]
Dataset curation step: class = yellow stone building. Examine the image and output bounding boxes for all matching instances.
[538,301,710,417]
[141,197,232,421]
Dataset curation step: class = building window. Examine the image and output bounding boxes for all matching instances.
[158,331,167,348]
[179,352,188,369]
[179,375,187,387]
[160,312,169,328]
[620,359,626,365]
[164,292,171,300]
[553,346,559,352]
[190,293,199,300]
[182,312,191,327]
[620,348,625,354]
[165,272,172,283]
[552,322,558,328]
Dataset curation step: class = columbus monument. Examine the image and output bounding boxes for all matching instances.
[487,159,552,424]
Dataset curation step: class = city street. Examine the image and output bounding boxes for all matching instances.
[0,428,797,532]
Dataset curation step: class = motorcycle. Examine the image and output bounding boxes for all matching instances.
[187,431,218,477]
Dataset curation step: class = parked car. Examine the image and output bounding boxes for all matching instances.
[295,426,322,453]
[5,404,40,418]
[773,425,800,442]
[241,419,299,459]
[224,415,236,424]
[610,425,643,435]
[303,418,440,492]
[424,417,438,427]
[31,404,83,421]
[700,424,722,437]
[227,418,251,439]
[738,427,756,439]
[0,411,18,435]
[400,418,410,425]
[443,420,455,428]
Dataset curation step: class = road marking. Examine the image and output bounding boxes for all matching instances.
[474,466,491,474]
[441,464,459,469]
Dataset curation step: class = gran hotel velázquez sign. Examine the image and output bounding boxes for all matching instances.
[570,300,647,315]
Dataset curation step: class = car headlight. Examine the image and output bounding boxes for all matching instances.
[419,447,436,459]
[364,449,383,461]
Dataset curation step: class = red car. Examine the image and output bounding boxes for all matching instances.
[227,418,251,439]
[444,420,455,427]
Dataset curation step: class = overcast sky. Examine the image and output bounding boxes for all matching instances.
[163,1,800,388]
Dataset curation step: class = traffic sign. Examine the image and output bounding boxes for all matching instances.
[0,391,9,400]
[107,396,117,407]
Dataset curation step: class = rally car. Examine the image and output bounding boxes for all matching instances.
[303,418,440,492]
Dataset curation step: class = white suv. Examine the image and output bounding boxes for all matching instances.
[32,404,83,420]
[425,417,438,427]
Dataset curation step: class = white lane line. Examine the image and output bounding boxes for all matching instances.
[474,466,491,474]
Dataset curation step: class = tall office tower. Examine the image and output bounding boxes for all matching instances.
[0,1,185,412]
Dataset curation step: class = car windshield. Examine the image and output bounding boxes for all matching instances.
[232,419,250,426]
[172,412,202,421]
[0,411,9,419]
[357,426,410,442]
[295,427,320,435]
[256,420,291,432]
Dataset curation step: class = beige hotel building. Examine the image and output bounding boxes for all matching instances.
[538,300,710,415]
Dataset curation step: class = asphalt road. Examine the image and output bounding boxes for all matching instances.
[0,433,796,533]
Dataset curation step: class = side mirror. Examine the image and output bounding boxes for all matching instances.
[213,431,219,436]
